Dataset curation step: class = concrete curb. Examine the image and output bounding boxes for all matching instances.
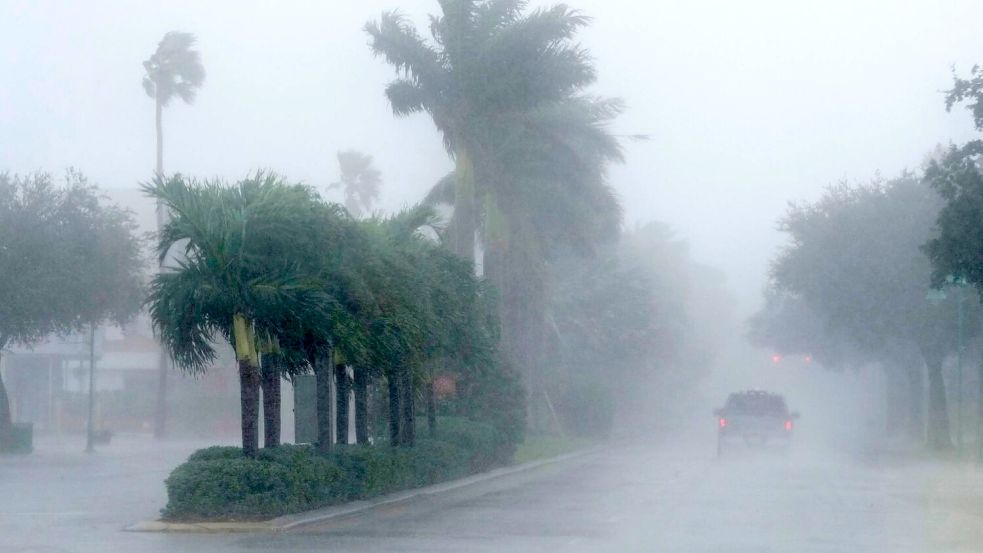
[124,447,598,534]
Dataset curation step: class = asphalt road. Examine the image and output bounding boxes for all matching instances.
[4,437,983,552]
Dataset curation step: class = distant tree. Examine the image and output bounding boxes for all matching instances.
[142,30,205,438]
[0,171,144,449]
[772,175,964,449]
[329,150,382,219]
[143,31,205,178]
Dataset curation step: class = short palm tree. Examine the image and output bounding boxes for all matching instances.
[144,173,328,457]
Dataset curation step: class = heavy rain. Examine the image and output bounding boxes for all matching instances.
[3,1,983,552]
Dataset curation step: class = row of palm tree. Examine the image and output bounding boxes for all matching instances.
[144,172,498,457]
[144,0,628,437]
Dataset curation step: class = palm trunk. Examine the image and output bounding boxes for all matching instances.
[155,96,163,176]
[335,362,350,445]
[924,350,953,450]
[450,148,477,261]
[153,95,169,440]
[0,346,12,450]
[388,373,401,446]
[238,359,260,458]
[261,361,281,448]
[400,367,415,447]
[314,352,333,454]
[353,368,368,444]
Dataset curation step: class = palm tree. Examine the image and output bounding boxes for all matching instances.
[368,3,623,429]
[143,31,205,177]
[329,150,382,219]
[366,0,596,259]
[144,173,329,457]
[143,31,205,438]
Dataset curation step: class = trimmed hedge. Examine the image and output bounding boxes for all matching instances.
[163,417,509,521]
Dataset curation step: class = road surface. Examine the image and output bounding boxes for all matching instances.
[3,436,983,552]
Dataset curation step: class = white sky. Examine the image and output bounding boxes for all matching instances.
[2,0,982,314]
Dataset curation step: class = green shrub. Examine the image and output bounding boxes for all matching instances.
[163,418,516,520]
[163,458,295,520]
[186,446,241,463]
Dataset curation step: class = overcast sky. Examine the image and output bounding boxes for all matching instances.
[3,0,982,314]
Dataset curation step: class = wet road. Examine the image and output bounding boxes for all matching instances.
[4,439,983,552]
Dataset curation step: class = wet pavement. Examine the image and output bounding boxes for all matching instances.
[3,434,983,552]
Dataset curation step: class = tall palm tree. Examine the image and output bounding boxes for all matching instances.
[144,173,329,457]
[143,31,205,178]
[142,31,205,438]
[329,150,382,219]
[366,0,596,259]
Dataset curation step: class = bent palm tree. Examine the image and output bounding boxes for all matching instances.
[144,173,328,457]
[143,31,205,438]
[366,0,595,258]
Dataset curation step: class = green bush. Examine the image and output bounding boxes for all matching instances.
[163,418,508,521]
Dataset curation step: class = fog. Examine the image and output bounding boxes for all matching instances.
[5,0,983,311]
[4,1,983,551]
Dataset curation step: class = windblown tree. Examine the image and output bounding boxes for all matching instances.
[142,30,205,438]
[770,175,966,449]
[143,32,205,178]
[0,171,144,449]
[145,173,333,457]
[366,0,602,259]
[329,150,382,219]
[367,1,624,426]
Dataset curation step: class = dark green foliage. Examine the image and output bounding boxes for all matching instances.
[162,419,499,520]
[923,141,983,289]
[763,174,966,448]
[0,171,144,448]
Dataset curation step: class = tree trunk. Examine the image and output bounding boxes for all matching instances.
[335,362,350,445]
[0,347,12,450]
[85,324,96,453]
[883,366,906,437]
[923,349,953,450]
[238,359,261,458]
[353,368,368,444]
[905,356,925,440]
[450,148,477,261]
[314,352,332,454]
[153,95,169,440]
[261,361,281,448]
[427,369,437,439]
[388,373,401,447]
[400,367,415,447]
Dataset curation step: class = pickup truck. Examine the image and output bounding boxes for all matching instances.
[714,390,799,457]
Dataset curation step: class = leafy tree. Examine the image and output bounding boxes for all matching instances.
[143,30,205,438]
[329,150,382,218]
[145,173,332,457]
[0,171,144,448]
[771,175,962,449]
